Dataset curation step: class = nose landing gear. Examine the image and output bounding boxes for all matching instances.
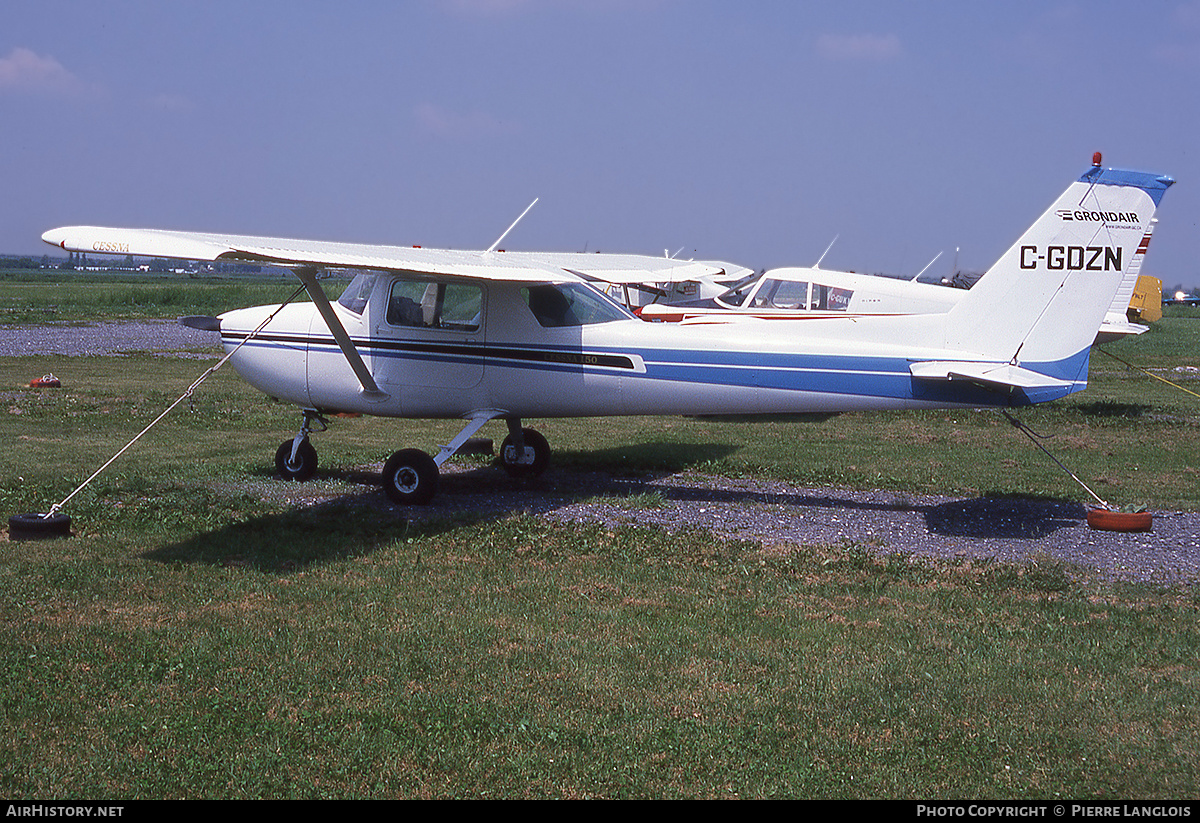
[275,410,327,481]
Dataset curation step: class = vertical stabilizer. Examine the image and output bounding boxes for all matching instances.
[943,164,1173,382]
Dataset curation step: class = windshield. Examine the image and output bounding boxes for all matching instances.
[336,272,378,315]
[714,272,765,308]
[757,279,809,309]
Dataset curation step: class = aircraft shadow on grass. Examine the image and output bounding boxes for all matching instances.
[587,480,1087,540]
[143,442,740,572]
[143,443,1085,572]
[921,496,1086,539]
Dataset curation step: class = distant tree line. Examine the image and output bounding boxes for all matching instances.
[0,255,47,269]
[0,252,277,276]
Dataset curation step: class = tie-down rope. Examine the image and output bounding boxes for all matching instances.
[1001,410,1110,510]
[38,284,309,520]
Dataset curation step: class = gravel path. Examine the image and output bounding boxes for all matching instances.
[6,321,1198,588]
[390,463,1200,589]
[0,320,219,357]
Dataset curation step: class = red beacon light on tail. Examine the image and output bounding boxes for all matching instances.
[1093,151,1103,167]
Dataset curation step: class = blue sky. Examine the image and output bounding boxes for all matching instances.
[3,0,1197,287]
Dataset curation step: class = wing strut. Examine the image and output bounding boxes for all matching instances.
[293,266,389,403]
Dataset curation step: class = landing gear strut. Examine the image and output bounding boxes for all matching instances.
[271,409,551,505]
[381,415,551,505]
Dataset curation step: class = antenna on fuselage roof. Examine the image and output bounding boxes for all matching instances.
[910,250,943,282]
[487,198,539,253]
[814,235,839,269]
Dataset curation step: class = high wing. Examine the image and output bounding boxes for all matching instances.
[41,225,730,404]
[39,226,727,284]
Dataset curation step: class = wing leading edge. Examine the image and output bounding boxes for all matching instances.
[40,226,726,284]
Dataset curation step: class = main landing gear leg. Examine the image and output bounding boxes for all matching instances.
[381,413,552,505]
[500,417,550,478]
[382,413,497,506]
[275,409,327,481]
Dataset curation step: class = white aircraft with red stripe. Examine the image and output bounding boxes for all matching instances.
[42,158,1173,504]
[637,222,1160,345]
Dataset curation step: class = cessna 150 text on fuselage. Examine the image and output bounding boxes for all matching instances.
[42,160,1173,504]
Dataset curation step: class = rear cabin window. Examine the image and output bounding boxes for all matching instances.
[386,279,482,332]
[521,284,631,327]
[810,283,854,310]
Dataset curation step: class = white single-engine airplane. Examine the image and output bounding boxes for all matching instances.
[42,159,1173,504]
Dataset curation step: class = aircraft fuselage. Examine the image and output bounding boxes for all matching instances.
[218,273,1081,422]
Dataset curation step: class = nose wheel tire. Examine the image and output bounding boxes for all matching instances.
[275,439,318,481]
[500,427,550,478]
[383,448,439,505]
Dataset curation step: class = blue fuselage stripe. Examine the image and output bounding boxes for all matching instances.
[222,332,1085,406]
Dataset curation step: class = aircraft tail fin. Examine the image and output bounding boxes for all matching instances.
[940,161,1173,388]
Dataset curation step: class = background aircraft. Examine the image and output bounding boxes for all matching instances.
[634,221,1162,345]
[636,265,964,321]
[1127,275,1162,324]
[42,160,1172,504]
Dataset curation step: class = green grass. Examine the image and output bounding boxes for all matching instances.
[1,274,1198,797]
[0,268,331,325]
[3,512,1197,798]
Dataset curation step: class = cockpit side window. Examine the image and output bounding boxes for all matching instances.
[387,279,482,331]
[762,280,809,309]
[521,283,632,327]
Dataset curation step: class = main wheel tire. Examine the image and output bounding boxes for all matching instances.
[383,449,439,505]
[499,427,550,478]
[275,439,318,481]
[9,512,72,537]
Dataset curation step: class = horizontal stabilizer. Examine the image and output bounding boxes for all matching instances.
[909,361,1074,390]
[1094,320,1149,344]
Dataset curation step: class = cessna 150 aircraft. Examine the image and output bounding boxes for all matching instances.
[42,159,1172,504]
